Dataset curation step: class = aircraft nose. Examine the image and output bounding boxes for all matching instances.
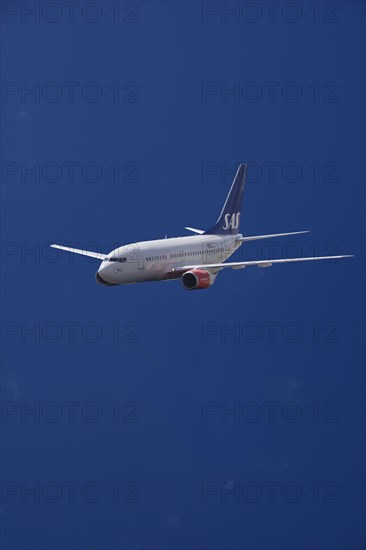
[95,262,117,286]
[95,270,110,285]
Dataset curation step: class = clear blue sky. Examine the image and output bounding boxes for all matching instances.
[1,1,365,549]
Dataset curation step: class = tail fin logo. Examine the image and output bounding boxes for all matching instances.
[223,213,240,230]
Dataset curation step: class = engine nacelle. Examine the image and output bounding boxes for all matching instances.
[181,269,216,290]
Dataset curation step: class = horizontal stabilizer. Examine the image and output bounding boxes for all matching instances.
[185,227,204,235]
[237,231,309,242]
[50,244,107,260]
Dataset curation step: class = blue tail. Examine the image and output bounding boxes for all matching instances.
[204,164,247,235]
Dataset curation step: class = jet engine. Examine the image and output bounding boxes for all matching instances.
[181,269,216,290]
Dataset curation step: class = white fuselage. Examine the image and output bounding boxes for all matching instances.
[96,234,243,285]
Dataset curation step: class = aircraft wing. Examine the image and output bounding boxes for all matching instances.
[237,230,309,242]
[50,244,108,260]
[174,254,354,272]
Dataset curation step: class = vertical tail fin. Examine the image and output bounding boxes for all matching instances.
[204,164,247,235]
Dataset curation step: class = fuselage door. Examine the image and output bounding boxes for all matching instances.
[122,244,145,270]
[204,242,222,264]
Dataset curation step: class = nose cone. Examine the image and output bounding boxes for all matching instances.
[95,261,118,286]
[95,271,110,285]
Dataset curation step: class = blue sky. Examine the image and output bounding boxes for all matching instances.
[1,1,365,549]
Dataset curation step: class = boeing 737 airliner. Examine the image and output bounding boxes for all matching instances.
[51,164,353,290]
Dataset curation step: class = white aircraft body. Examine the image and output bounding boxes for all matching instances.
[51,165,353,290]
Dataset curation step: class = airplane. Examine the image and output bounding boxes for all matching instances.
[51,164,353,290]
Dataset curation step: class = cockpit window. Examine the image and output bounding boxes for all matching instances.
[108,257,127,263]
